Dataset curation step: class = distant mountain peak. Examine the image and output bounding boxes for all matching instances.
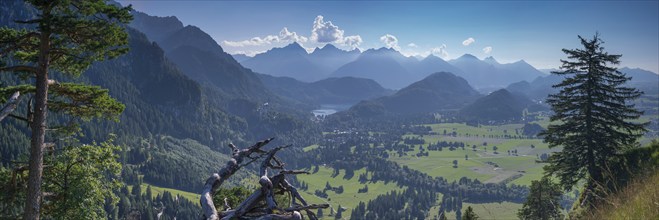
[513,59,529,65]
[283,41,305,50]
[363,47,400,56]
[484,56,499,64]
[421,54,444,62]
[458,53,479,60]
[320,43,339,51]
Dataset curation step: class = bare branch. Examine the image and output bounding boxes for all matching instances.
[202,138,326,220]
[284,204,330,212]
[278,170,310,175]
[0,92,21,122]
[0,65,38,74]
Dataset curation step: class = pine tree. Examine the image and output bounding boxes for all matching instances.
[461,206,478,220]
[517,177,564,220]
[0,1,132,218]
[541,33,646,207]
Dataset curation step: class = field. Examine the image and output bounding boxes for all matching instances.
[428,201,523,220]
[303,119,658,218]
[392,123,559,186]
[128,182,200,203]
[297,167,404,219]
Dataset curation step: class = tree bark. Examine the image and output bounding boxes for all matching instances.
[24,27,50,220]
[0,91,20,122]
[201,139,328,220]
[200,138,275,220]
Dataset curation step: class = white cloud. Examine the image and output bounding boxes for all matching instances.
[311,15,345,43]
[224,16,361,50]
[483,46,492,54]
[223,27,307,47]
[431,44,449,59]
[408,43,418,48]
[343,35,363,49]
[230,50,266,57]
[380,34,399,50]
[309,15,362,48]
[462,37,475,46]
[279,27,308,43]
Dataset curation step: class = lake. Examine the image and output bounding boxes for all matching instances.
[312,104,351,117]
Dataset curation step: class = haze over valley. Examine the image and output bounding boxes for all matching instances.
[1,1,658,219]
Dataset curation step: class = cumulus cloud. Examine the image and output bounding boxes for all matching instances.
[224,16,362,49]
[311,15,345,43]
[309,15,362,48]
[483,46,492,54]
[431,44,449,59]
[380,34,399,50]
[223,27,307,47]
[462,37,475,46]
[343,35,363,49]
[408,43,418,48]
[279,27,308,43]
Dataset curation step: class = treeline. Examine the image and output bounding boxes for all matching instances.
[350,188,437,220]
[109,181,200,220]
[298,141,529,204]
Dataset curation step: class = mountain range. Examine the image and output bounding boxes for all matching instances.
[240,43,360,82]
[237,43,547,90]
[130,11,270,101]
[258,74,393,106]
[459,89,543,122]
[342,72,482,117]
[507,67,659,101]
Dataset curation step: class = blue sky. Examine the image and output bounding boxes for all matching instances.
[118,1,659,72]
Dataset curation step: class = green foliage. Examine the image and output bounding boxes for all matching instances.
[541,34,647,203]
[0,83,124,122]
[0,166,28,218]
[136,136,253,192]
[1,0,132,77]
[0,138,123,219]
[42,139,123,219]
[517,177,563,220]
[213,186,252,210]
[1,1,132,218]
[462,206,479,220]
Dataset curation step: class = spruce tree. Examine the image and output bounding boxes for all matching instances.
[541,33,646,207]
[0,0,132,218]
[461,206,478,220]
[517,177,563,220]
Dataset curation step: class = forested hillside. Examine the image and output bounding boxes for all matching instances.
[0,1,321,219]
[1,1,657,220]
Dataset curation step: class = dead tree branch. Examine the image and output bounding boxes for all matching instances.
[0,91,21,122]
[200,138,328,220]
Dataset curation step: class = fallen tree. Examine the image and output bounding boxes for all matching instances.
[201,138,329,220]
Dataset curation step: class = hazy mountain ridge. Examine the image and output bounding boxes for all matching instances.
[247,43,549,90]
[449,54,545,90]
[129,11,272,101]
[332,47,416,89]
[342,72,482,117]
[258,74,393,106]
[240,42,360,82]
[459,89,543,122]
[507,67,659,101]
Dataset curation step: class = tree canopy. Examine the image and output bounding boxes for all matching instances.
[0,0,132,218]
[541,33,646,207]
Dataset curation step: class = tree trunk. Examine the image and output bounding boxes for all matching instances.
[24,30,50,220]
